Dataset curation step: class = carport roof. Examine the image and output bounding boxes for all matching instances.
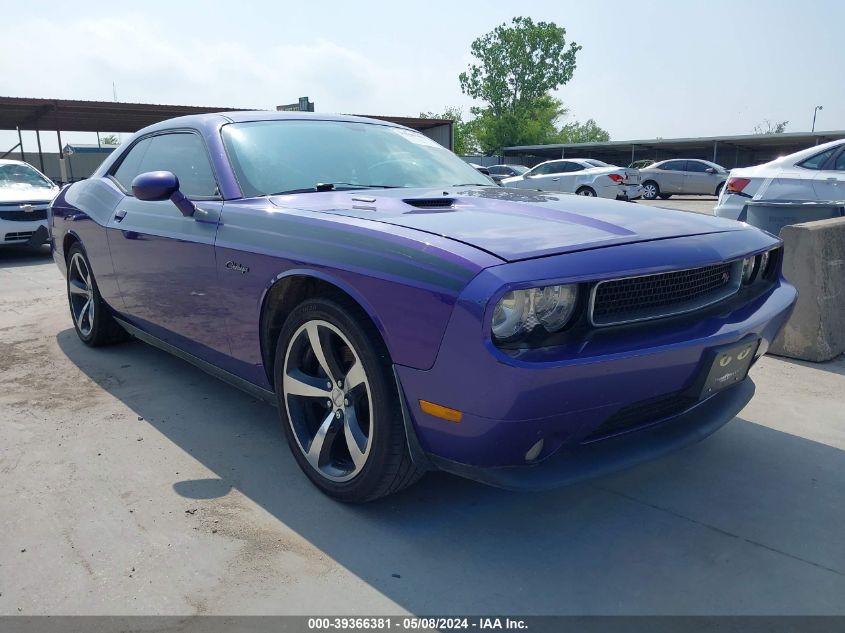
[0,96,452,134]
[505,130,845,155]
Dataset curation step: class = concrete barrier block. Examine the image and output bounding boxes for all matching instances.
[769,216,845,362]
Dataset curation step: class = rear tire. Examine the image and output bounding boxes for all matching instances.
[66,244,129,347]
[274,297,424,502]
[642,181,659,200]
[576,186,596,197]
[715,182,725,197]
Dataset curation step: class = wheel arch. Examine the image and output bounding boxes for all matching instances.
[258,269,392,388]
[62,230,83,261]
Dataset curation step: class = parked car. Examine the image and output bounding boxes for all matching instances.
[50,112,796,502]
[468,163,493,178]
[501,158,642,200]
[715,139,845,221]
[629,159,655,170]
[487,164,529,184]
[0,159,58,247]
[639,159,728,200]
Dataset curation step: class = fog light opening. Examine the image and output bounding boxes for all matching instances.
[525,438,544,462]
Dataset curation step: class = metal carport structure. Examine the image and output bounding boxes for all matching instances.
[503,130,845,169]
[0,96,453,183]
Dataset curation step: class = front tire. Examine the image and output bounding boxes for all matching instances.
[642,181,659,200]
[274,297,424,502]
[66,244,128,347]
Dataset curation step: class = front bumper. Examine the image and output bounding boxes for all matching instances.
[430,378,754,490]
[396,231,796,475]
[0,218,48,245]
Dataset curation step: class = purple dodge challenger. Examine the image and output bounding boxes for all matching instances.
[50,112,796,502]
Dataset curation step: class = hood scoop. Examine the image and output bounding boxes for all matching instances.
[403,197,455,209]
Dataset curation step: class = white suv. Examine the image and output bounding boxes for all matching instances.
[0,160,58,247]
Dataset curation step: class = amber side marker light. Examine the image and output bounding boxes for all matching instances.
[419,400,463,423]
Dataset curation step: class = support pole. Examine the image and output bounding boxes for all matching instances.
[631,144,635,165]
[713,140,718,163]
[57,130,68,185]
[35,130,44,172]
[17,127,24,161]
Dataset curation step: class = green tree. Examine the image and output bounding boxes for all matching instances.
[99,134,119,146]
[556,118,611,144]
[419,107,478,155]
[459,17,584,153]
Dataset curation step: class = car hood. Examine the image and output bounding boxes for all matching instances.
[0,185,57,204]
[270,186,746,262]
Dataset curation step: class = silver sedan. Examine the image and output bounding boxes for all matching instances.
[639,159,728,200]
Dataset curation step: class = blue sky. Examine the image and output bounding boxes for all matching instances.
[1,0,843,151]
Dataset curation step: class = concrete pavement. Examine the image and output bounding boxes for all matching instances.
[1,244,844,616]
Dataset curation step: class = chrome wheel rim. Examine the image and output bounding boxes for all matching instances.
[282,320,373,482]
[68,252,95,337]
[643,184,656,199]
[578,188,595,197]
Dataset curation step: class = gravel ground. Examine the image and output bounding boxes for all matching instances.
[1,240,843,616]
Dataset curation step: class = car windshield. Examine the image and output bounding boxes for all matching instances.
[0,163,54,189]
[222,119,492,196]
[509,165,529,175]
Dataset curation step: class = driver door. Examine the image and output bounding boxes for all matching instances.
[105,131,230,359]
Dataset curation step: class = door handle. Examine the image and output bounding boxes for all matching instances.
[114,209,127,222]
[551,178,559,181]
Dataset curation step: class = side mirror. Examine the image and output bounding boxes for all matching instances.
[131,171,195,217]
[705,167,716,174]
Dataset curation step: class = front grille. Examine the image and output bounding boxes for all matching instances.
[590,262,738,326]
[0,209,48,221]
[582,391,697,443]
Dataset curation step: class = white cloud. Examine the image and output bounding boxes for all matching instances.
[0,14,460,117]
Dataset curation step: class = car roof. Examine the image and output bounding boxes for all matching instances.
[135,110,407,137]
[0,158,28,166]
[778,138,845,165]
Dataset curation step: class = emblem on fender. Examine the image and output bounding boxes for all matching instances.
[225,261,250,274]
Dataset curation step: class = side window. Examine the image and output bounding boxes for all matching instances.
[834,150,845,172]
[137,133,219,198]
[660,160,684,171]
[531,163,552,176]
[111,138,152,191]
[798,147,837,170]
[685,161,708,173]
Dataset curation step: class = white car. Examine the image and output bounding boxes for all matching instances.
[501,158,642,200]
[715,139,845,220]
[0,159,58,246]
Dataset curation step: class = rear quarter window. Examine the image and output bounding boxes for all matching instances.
[798,147,837,170]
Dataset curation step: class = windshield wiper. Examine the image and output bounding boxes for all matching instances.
[269,183,401,196]
[451,183,490,187]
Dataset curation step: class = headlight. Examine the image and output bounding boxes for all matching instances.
[758,249,771,277]
[492,284,579,342]
[741,256,756,284]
